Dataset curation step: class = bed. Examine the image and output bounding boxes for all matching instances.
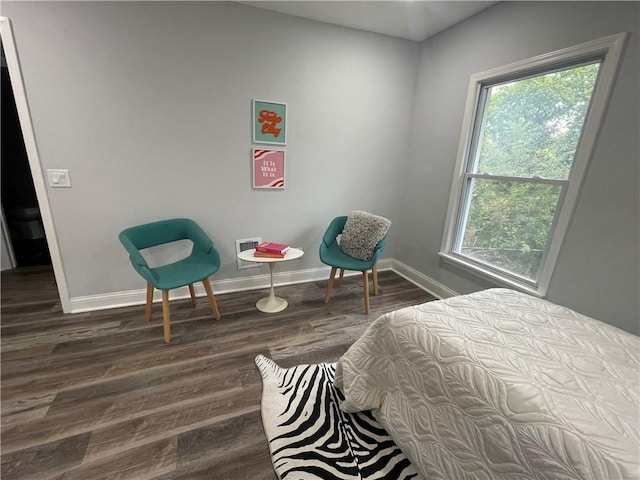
[334,288,639,480]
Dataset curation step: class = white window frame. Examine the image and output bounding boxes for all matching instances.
[440,33,628,297]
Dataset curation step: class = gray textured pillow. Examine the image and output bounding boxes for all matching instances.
[339,211,391,261]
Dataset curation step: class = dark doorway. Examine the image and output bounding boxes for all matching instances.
[1,43,50,267]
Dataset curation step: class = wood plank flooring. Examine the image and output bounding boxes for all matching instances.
[1,266,436,479]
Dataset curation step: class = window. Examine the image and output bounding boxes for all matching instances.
[440,34,627,296]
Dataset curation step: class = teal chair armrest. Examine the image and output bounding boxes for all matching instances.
[187,220,215,254]
[132,261,159,285]
[209,246,221,265]
[322,216,347,248]
[193,243,221,268]
[119,233,150,269]
[370,233,388,264]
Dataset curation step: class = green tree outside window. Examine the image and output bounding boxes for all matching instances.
[458,63,600,280]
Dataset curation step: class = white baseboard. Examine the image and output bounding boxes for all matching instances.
[390,259,459,299]
[68,258,455,313]
[69,265,334,313]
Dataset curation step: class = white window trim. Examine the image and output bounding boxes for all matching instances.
[440,32,628,297]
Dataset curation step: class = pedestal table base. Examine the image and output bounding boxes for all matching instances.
[256,262,288,313]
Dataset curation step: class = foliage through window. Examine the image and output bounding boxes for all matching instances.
[458,64,600,281]
[441,34,627,294]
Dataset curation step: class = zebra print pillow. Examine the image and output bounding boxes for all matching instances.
[255,355,422,480]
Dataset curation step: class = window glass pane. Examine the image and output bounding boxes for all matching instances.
[458,179,562,280]
[474,63,600,179]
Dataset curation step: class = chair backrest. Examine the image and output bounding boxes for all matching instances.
[119,218,215,269]
[119,218,197,251]
[119,218,218,289]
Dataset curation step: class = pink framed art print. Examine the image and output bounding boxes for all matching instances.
[253,148,285,189]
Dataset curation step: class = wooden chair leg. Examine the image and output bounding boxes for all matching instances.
[372,265,379,296]
[162,290,171,343]
[188,284,197,306]
[202,278,221,320]
[145,283,154,322]
[338,268,345,287]
[324,266,337,304]
[362,271,370,314]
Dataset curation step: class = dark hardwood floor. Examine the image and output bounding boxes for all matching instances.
[1,266,436,479]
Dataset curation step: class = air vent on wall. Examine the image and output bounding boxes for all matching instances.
[235,237,262,270]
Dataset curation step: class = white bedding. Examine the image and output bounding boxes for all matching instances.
[334,288,639,480]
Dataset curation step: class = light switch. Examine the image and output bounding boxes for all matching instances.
[47,169,72,188]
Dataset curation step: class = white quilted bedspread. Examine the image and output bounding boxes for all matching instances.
[334,288,639,480]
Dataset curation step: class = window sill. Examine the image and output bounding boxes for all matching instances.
[438,252,546,298]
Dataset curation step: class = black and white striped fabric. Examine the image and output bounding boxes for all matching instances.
[255,355,422,480]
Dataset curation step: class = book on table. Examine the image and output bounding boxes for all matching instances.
[255,242,290,256]
[253,251,286,258]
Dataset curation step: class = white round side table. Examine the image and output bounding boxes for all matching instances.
[236,247,304,313]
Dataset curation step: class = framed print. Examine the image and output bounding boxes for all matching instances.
[253,148,285,189]
[253,99,286,145]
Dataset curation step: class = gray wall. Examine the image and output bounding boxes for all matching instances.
[2,1,418,297]
[3,1,638,334]
[399,1,639,333]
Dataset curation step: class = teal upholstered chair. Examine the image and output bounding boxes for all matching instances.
[319,213,390,314]
[119,218,221,343]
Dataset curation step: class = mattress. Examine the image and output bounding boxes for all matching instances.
[334,288,639,480]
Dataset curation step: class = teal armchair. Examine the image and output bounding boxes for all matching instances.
[319,215,389,314]
[119,218,221,342]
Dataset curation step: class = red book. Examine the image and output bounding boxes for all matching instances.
[255,242,290,255]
